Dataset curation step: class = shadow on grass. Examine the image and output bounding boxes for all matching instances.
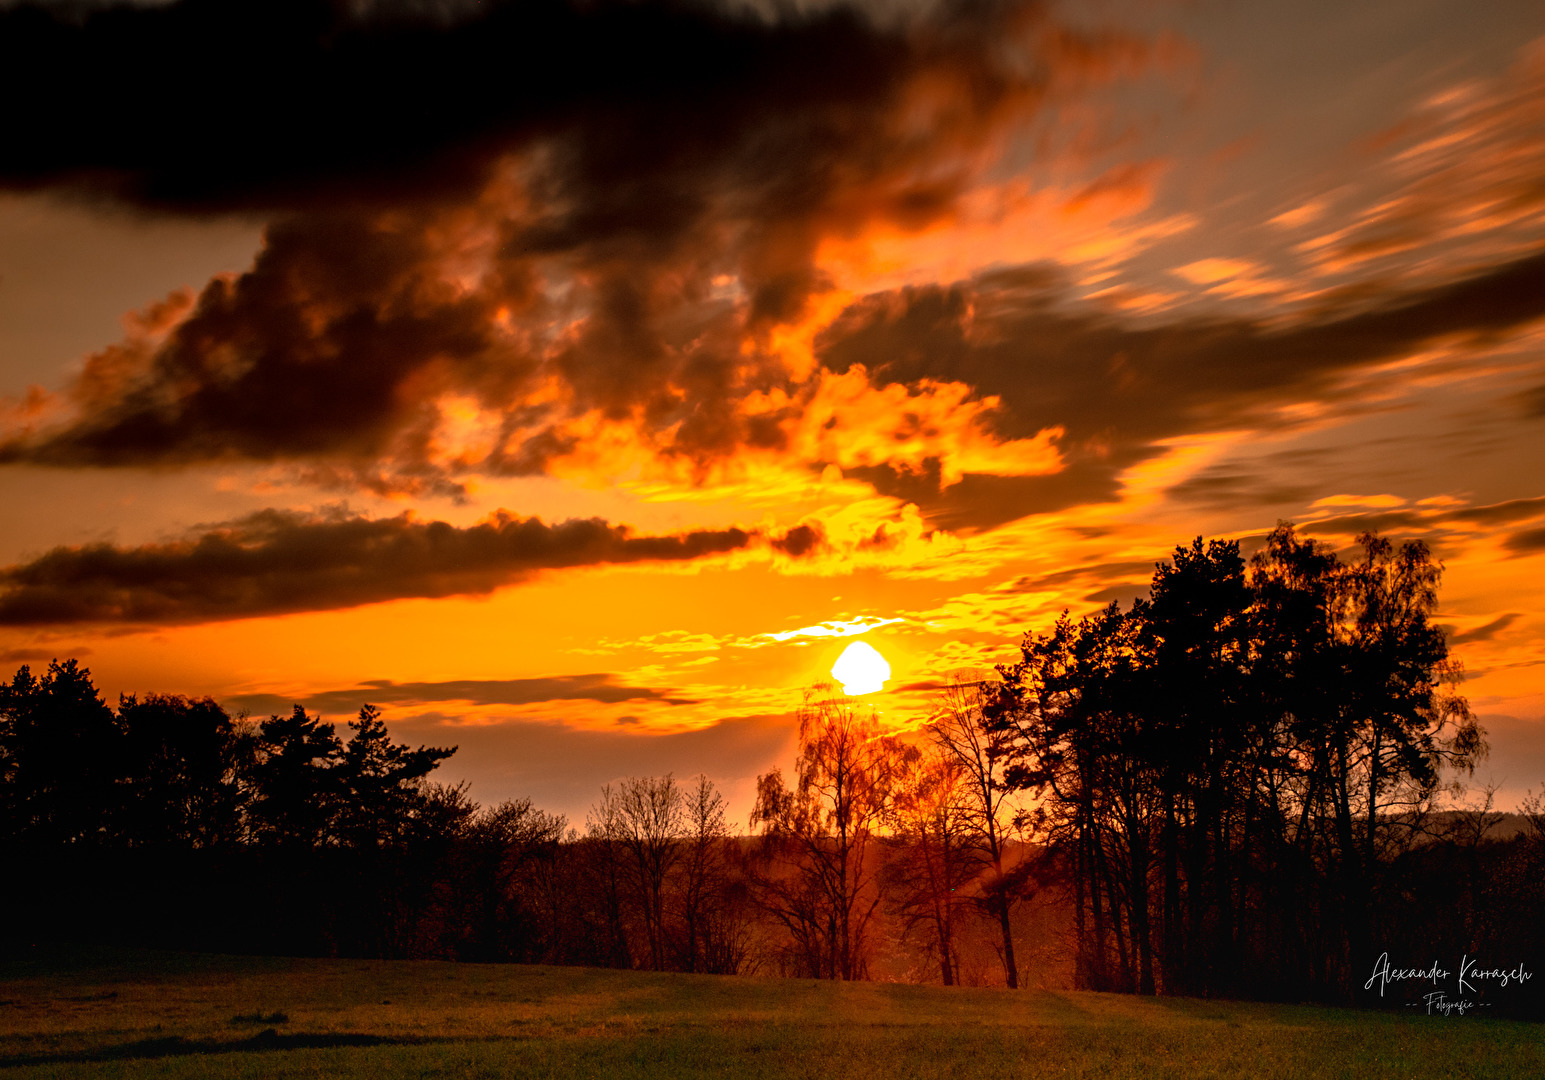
[0,1029,470,1069]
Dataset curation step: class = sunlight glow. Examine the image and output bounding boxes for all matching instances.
[830,640,891,696]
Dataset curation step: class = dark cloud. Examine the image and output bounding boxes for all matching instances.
[1446,613,1522,646]
[1299,494,1545,540]
[1018,559,1156,590]
[1448,495,1545,526]
[0,645,93,665]
[4,212,505,477]
[889,680,955,694]
[225,673,695,719]
[1083,584,1151,606]
[1164,467,1316,512]
[1526,382,1545,419]
[0,508,752,627]
[12,0,1540,543]
[0,0,954,214]
[818,250,1545,524]
[0,0,1154,487]
[846,460,1123,532]
[770,523,824,557]
[1296,510,1425,536]
[1505,526,1545,554]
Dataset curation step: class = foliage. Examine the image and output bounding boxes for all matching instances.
[984,525,1488,1000]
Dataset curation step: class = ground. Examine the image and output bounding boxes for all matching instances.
[0,946,1539,1078]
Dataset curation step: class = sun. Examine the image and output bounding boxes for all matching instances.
[830,640,891,696]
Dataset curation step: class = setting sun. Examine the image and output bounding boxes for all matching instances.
[830,640,892,696]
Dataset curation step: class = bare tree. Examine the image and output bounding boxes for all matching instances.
[678,774,725,971]
[594,774,686,971]
[885,745,978,985]
[928,676,1026,988]
[585,785,635,968]
[674,774,752,973]
[457,796,565,960]
[751,684,902,980]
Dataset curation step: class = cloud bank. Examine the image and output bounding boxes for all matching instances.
[225,673,697,719]
[0,0,1141,496]
[0,509,754,626]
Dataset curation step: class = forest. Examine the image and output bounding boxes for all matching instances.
[1,524,1541,1013]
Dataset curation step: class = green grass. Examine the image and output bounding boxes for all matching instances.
[1,946,1539,1078]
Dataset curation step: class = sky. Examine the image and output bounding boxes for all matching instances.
[1,0,1543,826]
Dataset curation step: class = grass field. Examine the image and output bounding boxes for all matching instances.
[1,946,1539,1079]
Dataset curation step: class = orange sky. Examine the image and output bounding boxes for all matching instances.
[1,0,1543,824]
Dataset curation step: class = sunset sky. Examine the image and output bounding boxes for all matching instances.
[1,0,1543,825]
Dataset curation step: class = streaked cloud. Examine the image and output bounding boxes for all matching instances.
[226,673,696,720]
[0,508,754,627]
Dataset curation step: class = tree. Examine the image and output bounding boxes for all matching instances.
[989,603,1162,993]
[751,684,903,980]
[987,526,1484,1001]
[117,694,253,849]
[335,704,457,851]
[928,676,1029,988]
[453,795,565,961]
[585,784,638,968]
[1334,532,1482,974]
[885,744,977,985]
[676,774,747,973]
[592,774,685,971]
[248,705,344,848]
[0,659,121,848]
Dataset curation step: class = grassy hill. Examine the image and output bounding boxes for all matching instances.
[1,946,1538,1079]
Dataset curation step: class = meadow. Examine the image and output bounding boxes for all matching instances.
[0,947,1539,1079]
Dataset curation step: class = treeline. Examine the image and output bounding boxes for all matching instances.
[2,525,1542,1010]
[983,525,1543,1009]
[0,662,1042,982]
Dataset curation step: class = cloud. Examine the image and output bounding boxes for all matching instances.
[770,523,823,557]
[0,645,93,666]
[1164,466,1316,513]
[0,0,1009,214]
[6,0,1541,550]
[225,673,695,719]
[0,508,752,627]
[0,0,1151,496]
[1505,526,1545,554]
[1448,496,1545,527]
[1295,493,1545,540]
[745,614,904,646]
[1523,382,1545,419]
[817,249,1545,526]
[1447,614,1523,646]
[1300,37,1545,278]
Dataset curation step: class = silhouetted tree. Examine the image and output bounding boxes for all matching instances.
[928,676,1029,988]
[885,745,978,985]
[440,793,563,960]
[611,774,686,971]
[988,527,1483,1001]
[0,660,121,848]
[248,705,344,849]
[676,774,749,973]
[117,694,252,849]
[585,785,638,968]
[335,704,456,851]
